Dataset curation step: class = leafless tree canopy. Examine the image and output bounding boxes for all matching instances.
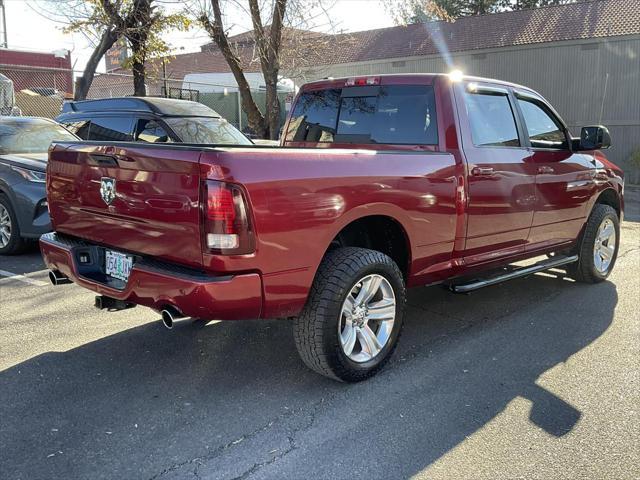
[191,0,340,139]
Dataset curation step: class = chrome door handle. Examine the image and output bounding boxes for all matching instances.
[537,166,555,174]
[471,166,495,176]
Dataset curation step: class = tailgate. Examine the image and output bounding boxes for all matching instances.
[47,143,204,268]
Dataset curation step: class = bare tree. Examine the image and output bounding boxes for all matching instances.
[75,26,120,100]
[196,0,337,139]
[199,1,269,137]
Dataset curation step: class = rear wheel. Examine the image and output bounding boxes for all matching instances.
[293,247,406,382]
[0,195,27,255]
[568,204,619,283]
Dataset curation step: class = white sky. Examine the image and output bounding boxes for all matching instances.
[4,0,394,72]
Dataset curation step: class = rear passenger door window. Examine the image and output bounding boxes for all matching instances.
[88,117,133,141]
[516,97,568,149]
[463,91,520,147]
[135,119,171,143]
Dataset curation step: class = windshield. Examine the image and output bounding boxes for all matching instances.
[164,117,252,145]
[0,119,77,154]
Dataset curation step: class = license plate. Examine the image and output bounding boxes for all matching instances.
[105,250,133,282]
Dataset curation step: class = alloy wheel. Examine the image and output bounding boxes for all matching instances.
[338,274,396,363]
[0,203,11,248]
[593,218,616,274]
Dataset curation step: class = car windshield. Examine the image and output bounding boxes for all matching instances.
[164,117,252,145]
[0,119,77,154]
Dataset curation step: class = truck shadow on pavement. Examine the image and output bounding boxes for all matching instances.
[0,274,618,480]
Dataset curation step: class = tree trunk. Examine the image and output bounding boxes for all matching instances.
[249,0,286,139]
[125,0,151,97]
[204,0,267,137]
[74,29,119,100]
[264,73,281,140]
[131,58,146,96]
[129,41,147,96]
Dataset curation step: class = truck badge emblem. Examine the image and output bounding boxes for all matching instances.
[100,177,116,206]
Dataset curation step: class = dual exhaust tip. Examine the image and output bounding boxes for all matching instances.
[49,270,72,286]
[160,306,185,329]
[49,270,184,329]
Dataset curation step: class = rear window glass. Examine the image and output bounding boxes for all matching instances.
[87,117,133,142]
[285,89,341,143]
[164,117,251,145]
[135,119,171,143]
[285,85,438,145]
[63,120,91,139]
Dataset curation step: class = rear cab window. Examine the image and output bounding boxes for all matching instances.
[285,83,438,146]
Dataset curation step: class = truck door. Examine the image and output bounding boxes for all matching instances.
[513,91,595,249]
[455,82,536,263]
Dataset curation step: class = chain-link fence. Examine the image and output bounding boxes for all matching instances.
[0,63,292,134]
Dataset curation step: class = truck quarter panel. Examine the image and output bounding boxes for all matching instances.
[199,147,459,317]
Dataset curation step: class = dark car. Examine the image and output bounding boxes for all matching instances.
[0,117,78,254]
[57,97,252,145]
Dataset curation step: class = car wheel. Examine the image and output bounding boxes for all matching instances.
[568,204,620,283]
[293,247,406,382]
[0,195,27,255]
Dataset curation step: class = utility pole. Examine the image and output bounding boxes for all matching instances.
[0,0,7,48]
[162,57,168,97]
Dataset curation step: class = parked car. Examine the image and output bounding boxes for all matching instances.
[57,97,253,145]
[0,117,78,255]
[41,74,623,382]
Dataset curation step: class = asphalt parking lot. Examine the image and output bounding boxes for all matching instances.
[1,188,638,480]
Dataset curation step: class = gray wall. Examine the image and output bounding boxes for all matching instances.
[295,35,640,183]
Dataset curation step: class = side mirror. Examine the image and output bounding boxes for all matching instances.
[580,125,611,150]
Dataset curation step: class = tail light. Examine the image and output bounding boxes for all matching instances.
[202,180,254,254]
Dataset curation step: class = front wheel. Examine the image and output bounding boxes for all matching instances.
[0,195,27,255]
[293,247,406,382]
[568,204,620,283]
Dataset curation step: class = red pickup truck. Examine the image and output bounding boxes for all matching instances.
[41,73,624,382]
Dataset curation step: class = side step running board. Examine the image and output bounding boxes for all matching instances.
[450,254,579,293]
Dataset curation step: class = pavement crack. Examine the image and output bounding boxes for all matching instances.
[231,397,323,479]
[230,436,296,480]
[617,246,639,260]
[149,395,328,480]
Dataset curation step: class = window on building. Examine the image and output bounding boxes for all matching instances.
[517,98,568,149]
[464,91,520,147]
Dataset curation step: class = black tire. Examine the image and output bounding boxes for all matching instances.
[0,194,27,255]
[567,204,620,283]
[293,247,406,382]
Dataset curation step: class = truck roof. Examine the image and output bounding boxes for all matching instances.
[301,73,533,92]
[60,97,222,118]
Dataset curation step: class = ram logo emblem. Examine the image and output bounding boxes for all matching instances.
[100,177,117,206]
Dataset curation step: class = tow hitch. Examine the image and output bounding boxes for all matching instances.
[94,295,136,311]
